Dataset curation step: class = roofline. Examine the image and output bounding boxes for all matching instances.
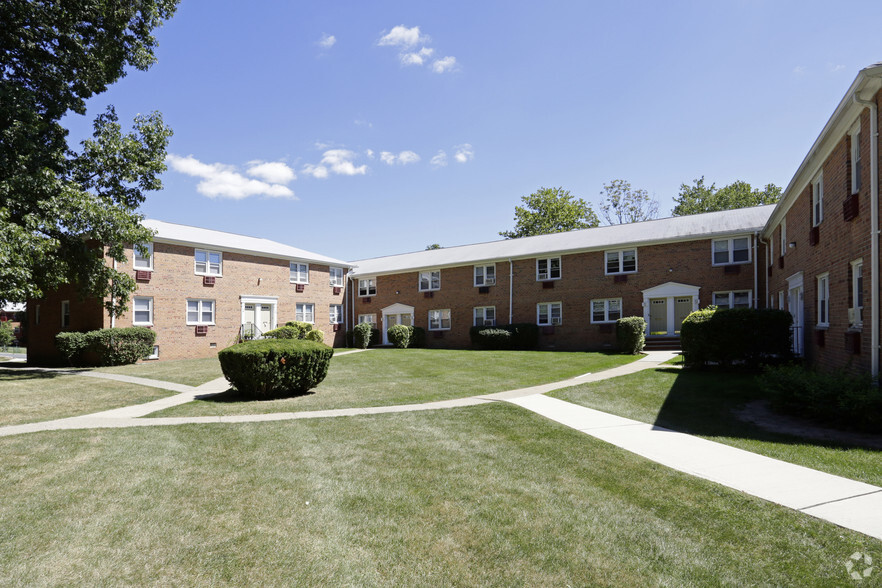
[763,62,882,236]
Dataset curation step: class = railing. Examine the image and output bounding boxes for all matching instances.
[239,323,265,343]
[790,325,803,356]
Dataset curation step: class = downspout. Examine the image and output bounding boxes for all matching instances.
[760,236,770,308]
[110,258,117,329]
[854,92,880,378]
[508,259,514,324]
[753,232,759,308]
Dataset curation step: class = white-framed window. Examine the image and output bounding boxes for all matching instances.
[605,249,637,274]
[329,304,343,324]
[358,314,376,327]
[186,299,215,325]
[712,237,750,265]
[290,262,309,284]
[780,219,787,257]
[474,264,496,286]
[419,270,441,291]
[133,297,153,326]
[712,291,751,310]
[473,306,496,327]
[851,122,862,194]
[296,303,315,323]
[358,278,376,297]
[195,249,222,276]
[537,302,562,326]
[591,298,622,323]
[428,309,451,331]
[329,267,345,286]
[145,345,159,360]
[61,300,70,329]
[134,242,153,270]
[851,259,864,326]
[536,257,561,281]
[817,273,830,327]
[812,172,824,226]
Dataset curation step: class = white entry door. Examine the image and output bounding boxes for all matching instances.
[649,298,668,335]
[242,301,275,338]
[383,313,413,344]
[788,285,804,356]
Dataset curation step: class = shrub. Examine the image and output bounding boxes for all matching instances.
[218,339,334,399]
[757,364,882,433]
[681,307,792,368]
[353,322,373,349]
[616,316,646,354]
[283,321,313,338]
[409,326,426,348]
[264,326,300,339]
[507,323,539,350]
[0,321,14,347]
[469,327,512,350]
[305,329,324,343]
[56,327,156,366]
[56,331,91,366]
[387,324,411,348]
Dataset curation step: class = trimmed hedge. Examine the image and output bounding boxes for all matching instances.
[56,327,156,366]
[218,339,334,399]
[409,326,426,348]
[263,326,301,339]
[387,324,411,348]
[305,329,325,343]
[681,307,792,368]
[469,323,539,350]
[352,322,373,349]
[616,316,646,354]
[758,365,882,433]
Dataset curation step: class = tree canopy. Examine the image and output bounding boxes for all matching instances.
[598,179,659,224]
[672,177,782,216]
[499,187,599,239]
[0,0,178,317]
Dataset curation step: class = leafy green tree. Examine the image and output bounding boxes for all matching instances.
[598,179,659,224]
[0,1,178,318]
[425,243,442,250]
[0,321,14,348]
[500,187,599,239]
[672,177,782,216]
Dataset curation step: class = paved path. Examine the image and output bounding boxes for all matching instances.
[1,349,880,542]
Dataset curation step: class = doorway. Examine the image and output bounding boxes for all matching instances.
[240,296,277,338]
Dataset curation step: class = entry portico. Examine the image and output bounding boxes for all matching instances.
[641,282,700,337]
[380,303,415,345]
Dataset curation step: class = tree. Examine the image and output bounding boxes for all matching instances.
[672,177,782,216]
[598,179,659,224]
[425,243,442,250]
[0,1,178,318]
[499,187,599,239]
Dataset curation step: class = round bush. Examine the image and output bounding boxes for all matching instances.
[353,322,372,349]
[305,329,324,343]
[263,325,300,339]
[387,324,411,348]
[218,339,334,399]
[616,316,646,354]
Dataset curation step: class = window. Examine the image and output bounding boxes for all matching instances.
[778,291,784,311]
[145,345,159,360]
[134,242,153,270]
[605,249,637,274]
[779,219,787,257]
[195,249,222,276]
[296,303,315,323]
[358,278,376,297]
[358,314,376,327]
[851,124,862,194]
[591,298,622,323]
[851,259,864,325]
[812,172,824,226]
[329,267,345,286]
[133,297,153,325]
[428,309,451,330]
[712,291,751,310]
[419,270,441,291]
[537,302,562,326]
[473,306,496,326]
[329,304,343,324]
[537,257,561,281]
[61,300,70,329]
[186,299,214,325]
[474,264,496,286]
[712,237,750,265]
[290,262,309,284]
[817,274,830,327]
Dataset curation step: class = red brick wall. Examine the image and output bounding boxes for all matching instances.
[26,284,105,365]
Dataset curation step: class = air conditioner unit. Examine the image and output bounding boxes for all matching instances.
[485,278,495,286]
[135,270,151,281]
[195,325,208,335]
[538,273,548,280]
[295,283,305,292]
[849,307,863,325]
[551,317,561,326]
[483,319,495,326]
[203,276,215,286]
[333,287,342,295]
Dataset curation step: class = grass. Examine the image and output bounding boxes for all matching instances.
[94,357,224,386]
[0,346,26,354]
[550,366,882,487]
[0,369,174,426]
[0,404,876,586]
[151,349,638,417]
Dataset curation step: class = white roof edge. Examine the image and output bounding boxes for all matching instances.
[763,62,882,236]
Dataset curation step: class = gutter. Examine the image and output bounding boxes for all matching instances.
[508,259,514,324]
[753,232,759,308]
[760,236,770,308]
[854,92,881,378]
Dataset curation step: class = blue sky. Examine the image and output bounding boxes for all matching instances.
[64,0,882,261]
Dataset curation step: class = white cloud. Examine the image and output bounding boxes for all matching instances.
[401,47,434,66]
[314,140,334,150]
[453,143,474,163]
[354,119,373,128]
[432,56,457,74]
[246,161,295,184]
[793,65,807,75]
[365,149,374,159]
[302,149,367,179]
[430,150,448,167]
[167,154,296,200]
[378,25,426,48]
[379,150,421,166]
[379,151,396,165]
[317,33,336,49]
[830,64,846,73]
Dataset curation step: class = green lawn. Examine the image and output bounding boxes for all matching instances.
[0,405,876,586]
[151,349,638,417]
[550,366,882,487]
[0,369,174,426]
[94,357,224,386]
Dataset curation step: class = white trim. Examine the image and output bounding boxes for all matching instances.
[536,257,561,281]
[358,277,377,297]
[640,282,700,337]
[357,313,377,327]
[850,121,862,195]
[604,248,637,275]
[194,249,222,276]
[295,302,315,324]
[329,304,344,324]
[418,270,441,292]
[133,242,153,271]
[473,306,496,327]
[851,258,864,326]
[711,290,752,310]
[473,264,496,287]
[816,273,830,328]
[711,235,751,266]
[428,308,451,331]
[145,345,159,360]
[329,267,345,287]
[812,172,824,227]
[537,301,562,326]
[590,298,622,323]
[186,298,215,326]
[779,219,787,257]
[60,300,70,329]
[289,262,309,284]
[132,296,153,326]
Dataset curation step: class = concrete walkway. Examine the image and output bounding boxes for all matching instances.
[1,349,880,542]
